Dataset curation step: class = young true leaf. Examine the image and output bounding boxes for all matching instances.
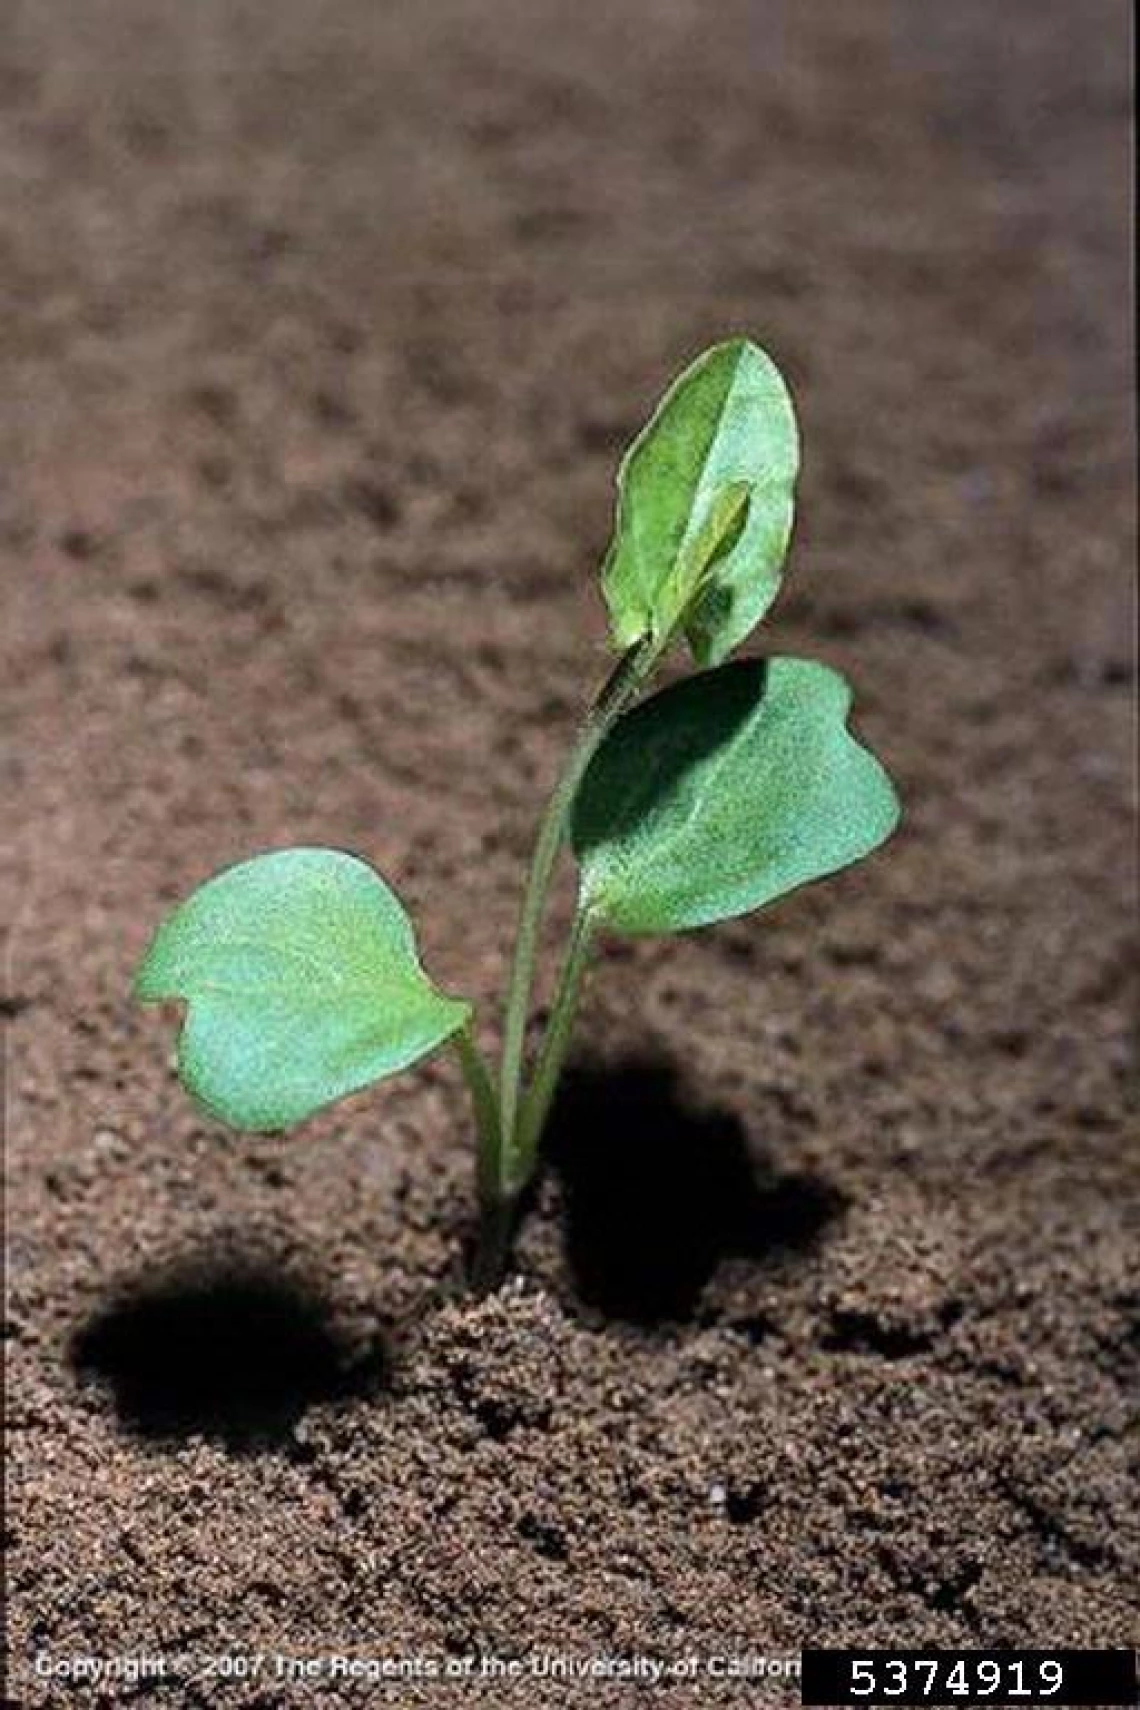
[136,847,470,1131]
[571,658,900,936]
[600,339,799,668]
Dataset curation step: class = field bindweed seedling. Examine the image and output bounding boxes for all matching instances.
[136,339,901,1290]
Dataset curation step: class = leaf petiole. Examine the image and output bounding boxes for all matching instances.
[453,1022,503,1199]
[497,639,652,1154]
[455,1022,523,1294]
[511,908,596,1188]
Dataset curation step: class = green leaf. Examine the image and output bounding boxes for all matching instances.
[135,847,470,1131]
[601,338,799,668]
[572,658,900,936]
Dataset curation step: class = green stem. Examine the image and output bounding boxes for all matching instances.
[512,909,596,1181]
[455,1024,521,1292]
[498,641,651,1163]
[469,1191,520,1295]
[454,1024,503,1203]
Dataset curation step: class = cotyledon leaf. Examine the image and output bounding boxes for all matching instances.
[600,338,799,668]
[135,847,470,1131]
[571,658,901,936]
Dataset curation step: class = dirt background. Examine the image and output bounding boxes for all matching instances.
[3,1,1135,1705]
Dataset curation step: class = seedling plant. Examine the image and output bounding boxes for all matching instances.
[136,340,901,1289]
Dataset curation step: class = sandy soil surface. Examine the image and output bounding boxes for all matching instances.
[3,2,1135,1705]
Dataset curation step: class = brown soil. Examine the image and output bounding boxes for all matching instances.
[3,2,1135,1705]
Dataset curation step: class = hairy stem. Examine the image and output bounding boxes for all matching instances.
[498,641,650,1165]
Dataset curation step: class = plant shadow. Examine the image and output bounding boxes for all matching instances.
[69,1251,388,1453]
[544,1056,844,1324]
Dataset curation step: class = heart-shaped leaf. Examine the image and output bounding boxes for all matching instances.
[135,848,470,1131]
[601,339,799,668]
[571,658,900,936]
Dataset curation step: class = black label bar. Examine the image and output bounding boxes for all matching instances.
[801,1649,1138,1706]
